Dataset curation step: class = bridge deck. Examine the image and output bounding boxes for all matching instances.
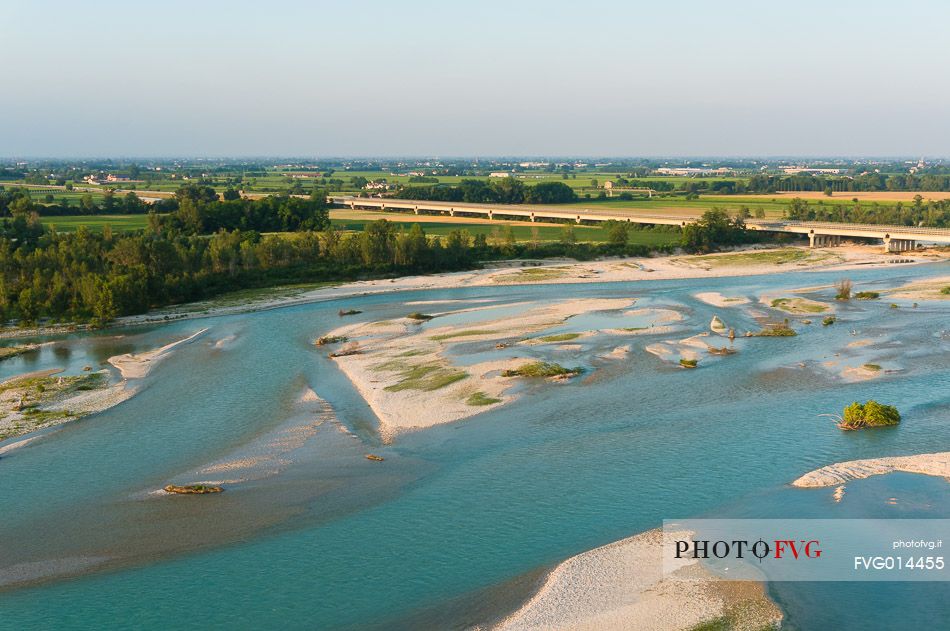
[329,196,950,245]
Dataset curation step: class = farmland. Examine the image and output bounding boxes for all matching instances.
[39,214,152,232]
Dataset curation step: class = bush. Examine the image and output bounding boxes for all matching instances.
[315,335,347,346]
[835,278,852,300]
[941,287,950,295]
[503,361,582,378]
[406,312,434,321]
[755,325,796,337]
[679,358,698,368]
[822,316,836,326]
[838,400,901,430]
[855,291,879,300]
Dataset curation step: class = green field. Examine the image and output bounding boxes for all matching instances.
[40,215,152,232]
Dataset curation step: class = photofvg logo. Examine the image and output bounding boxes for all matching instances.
[675,537,822,562]
[662,519,950,582]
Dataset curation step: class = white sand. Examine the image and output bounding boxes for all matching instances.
[695,292,750,308]
[325,299,633,440]
[760,295,833,316]
[886,275,950,301]
[108,327,208,379]
[792,451,950,488]
[601,345,631,360]
[107,245,944,330]
[496,528,782,631]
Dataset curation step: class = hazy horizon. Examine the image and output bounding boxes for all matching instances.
[4,0,949,157]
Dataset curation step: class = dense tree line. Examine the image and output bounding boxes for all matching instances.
[784,196,950,227]
[159,186,331,234]
[0,214,678,328]
[391,179,577,204]
[748,173,950,194]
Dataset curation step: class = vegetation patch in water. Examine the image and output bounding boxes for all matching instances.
[855,291,880,300]
[338,308,362,316]
[315,335,348,346]
[862,363,882,372]
[754,325,797,337]
[833,400,901,430]
[164,484,223,494]
[679,358,698,368]
[407,312,434,321]
[503,361,582,378]
[822,316,836,326]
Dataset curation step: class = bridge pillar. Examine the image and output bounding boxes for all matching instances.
[576,215,582,224]
[449,208,455,217]
[530,213,535,222]
[488,210,493,220]
[413,206,419,215]
[349,201,355,209]
[884,238,915,253]
[809,233,840,248]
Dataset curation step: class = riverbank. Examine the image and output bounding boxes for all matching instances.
[494,528,782,631]
[1,244,935,341]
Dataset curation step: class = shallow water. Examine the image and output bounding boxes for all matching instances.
[1,262,948,629]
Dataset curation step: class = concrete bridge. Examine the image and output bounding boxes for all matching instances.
[329,196,950,253]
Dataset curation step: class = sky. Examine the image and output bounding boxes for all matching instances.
[2,0,949,157]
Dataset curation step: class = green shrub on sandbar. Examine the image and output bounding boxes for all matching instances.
[855,291,880,300]
[384,363,468,392]
[466,391,502,406]
[838,400,901,430]
[536,333,581,343]
[679,358,698,368]
[431,329,495,341]
[503,361,582,378]
[754,325,796,337]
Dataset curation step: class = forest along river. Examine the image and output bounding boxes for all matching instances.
[0,261,948,629]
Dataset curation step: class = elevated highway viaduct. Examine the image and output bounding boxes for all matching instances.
[330,196,950,253]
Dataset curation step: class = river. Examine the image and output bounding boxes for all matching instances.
[1,262,948,629]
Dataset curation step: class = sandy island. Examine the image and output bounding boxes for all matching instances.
[323,298,651,441]
[792,451,950,488]
[495,528,781,631]
[0,328,207,448]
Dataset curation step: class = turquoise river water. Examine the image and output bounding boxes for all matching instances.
[1,262,949,629]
